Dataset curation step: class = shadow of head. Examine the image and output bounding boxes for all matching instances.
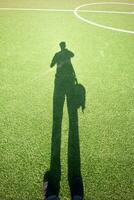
[59,41,66,51]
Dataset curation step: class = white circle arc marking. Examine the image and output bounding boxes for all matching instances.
[74,2,134,34]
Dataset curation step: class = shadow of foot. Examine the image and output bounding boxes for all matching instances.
[43,171,60,200]
[71,176,84,199]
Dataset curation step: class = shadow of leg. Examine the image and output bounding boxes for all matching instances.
[44,78,65,198]
[66,80,84,199]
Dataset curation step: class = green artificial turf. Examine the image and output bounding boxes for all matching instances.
[0,1,134,200]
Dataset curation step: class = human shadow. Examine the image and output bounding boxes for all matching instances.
[67,89,84,198]
[44,43,86,199]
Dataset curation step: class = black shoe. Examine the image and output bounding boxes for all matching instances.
[72,177,84,199]
[73,195,83,200]
[43,171,53,200]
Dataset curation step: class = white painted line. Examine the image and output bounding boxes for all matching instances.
[86,2,134,6]
[0,2,134,35]
[0,7,134,15]
[0,7,74,12]
[74,2,134,35]
[80,10,134,15]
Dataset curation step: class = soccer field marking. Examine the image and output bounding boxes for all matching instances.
[0,8,74,12]
[0,2,134,35]
[0,7,134,15]
[74,2,134,35]
[80,10,134,14]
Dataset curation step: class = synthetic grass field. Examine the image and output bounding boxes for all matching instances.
[0,0,134,200]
